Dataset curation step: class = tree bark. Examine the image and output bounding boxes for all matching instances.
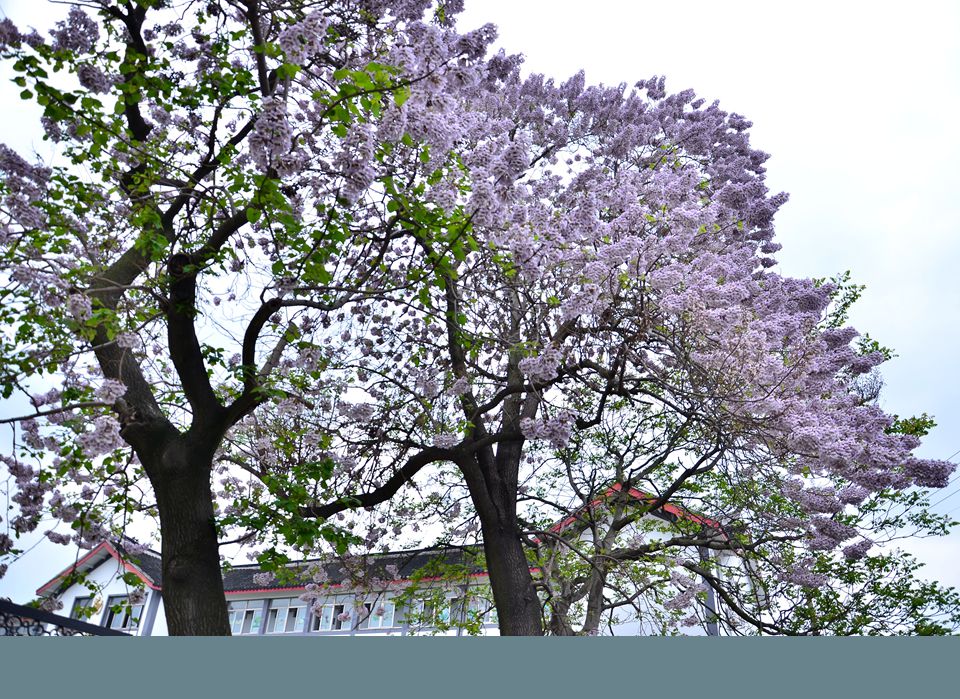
[479,519,544,635]
[149,435,231,636]
[548,596,577,636]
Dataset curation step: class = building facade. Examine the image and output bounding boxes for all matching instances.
[35,487,730,636]
[37,540,502,636]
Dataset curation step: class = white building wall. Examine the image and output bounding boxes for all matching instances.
[151,598,168,636]
[53,553,157,636]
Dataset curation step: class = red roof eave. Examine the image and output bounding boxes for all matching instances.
[36,541,161,596]
[546,483,725,538]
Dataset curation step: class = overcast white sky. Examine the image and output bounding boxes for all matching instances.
[2,0,958,606]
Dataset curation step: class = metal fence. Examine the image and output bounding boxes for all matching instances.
[0,597,129,636]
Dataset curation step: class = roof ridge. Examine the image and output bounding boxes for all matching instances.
[223,543,479,571]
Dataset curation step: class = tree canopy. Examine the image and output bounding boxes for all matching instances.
[1,0,956,635]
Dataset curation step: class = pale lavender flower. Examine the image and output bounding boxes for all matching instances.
[78,416,123,457]
[96,379,126,403]
[518,345,562,384]
[116,332,139,349]
[843,539,873,561]
[432,433,459,448]
[44,530,72,545]
[77,64,113,93]
[51,6,99,54]
[67,293,92,321]
[0,17,21,47]
[520,413,576,449]
[249,97,293,172]
[252,571,276,587]
[278,13,329,66]
[904,458,954,489]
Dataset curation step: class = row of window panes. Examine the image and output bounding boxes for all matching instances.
[225,596,496,634]
[311,601,396,631]
[68,593,495,635]
[228,599,264,635]
[409,598,498,627]
[266,597,307,633]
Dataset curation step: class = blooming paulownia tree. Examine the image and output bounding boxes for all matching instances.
[0,0,504,634]
[523,389,960,635]
[1,0,954,636]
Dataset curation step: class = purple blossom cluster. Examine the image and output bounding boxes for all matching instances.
[0,17,20,48]
[521,413,575,449]
[903,458,954,489]
[67,293,93,321]
[334,123,377,204]
[248,97,294,174]
[77,416,123,458]
[115,332,139,350]
[446,376,470,397]
[2,455,52,534]
[810,516,858,545]
[338,402,376,423]
[783,559,829,589]
[432,433,459,448]
[838,484,870,505]
[842,539,874,561]
[50,6,99,54]
[95,379,127,404]
[77,64,113,94]
[44,530,72,545]
[518,346,562,384]
[252,571,276,587]
[0,144,51,231]
[278,13,330,66]
[663,571,705,611]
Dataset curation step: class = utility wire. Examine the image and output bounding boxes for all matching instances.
[930,484,960,509]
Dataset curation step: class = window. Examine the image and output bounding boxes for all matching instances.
[365,601,396,630]
[311,603,333,631]
[439,597,462,625]
[311,601,350,631]
[103,595,143,632]
[266,598,307,634]
[406,599,426,627]
[70,597,95,621]
[467,596,497,625]
[228,600,264,635]
[406,597,458,629]
[331,604,349,630]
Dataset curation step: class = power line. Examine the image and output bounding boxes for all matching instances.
[930,484,960,509]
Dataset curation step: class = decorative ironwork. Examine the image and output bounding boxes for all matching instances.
[0,597,129,636]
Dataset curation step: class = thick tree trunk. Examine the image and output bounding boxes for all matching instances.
[151,438,230,636]
[479,517,544,636]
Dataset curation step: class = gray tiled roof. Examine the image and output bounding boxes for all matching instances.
[114,539,164,585]
[222,547,484,592]
[107,542,485,592]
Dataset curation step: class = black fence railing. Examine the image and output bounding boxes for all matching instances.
[0,597,129,636]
